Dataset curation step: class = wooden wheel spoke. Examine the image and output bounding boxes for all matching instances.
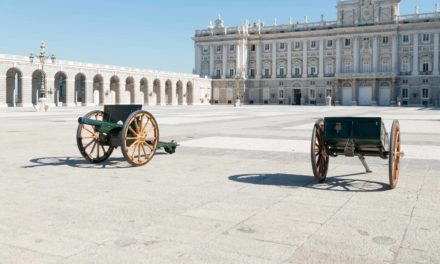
[141,119,151,133]
[128,126,138,136]
[140,143,149,157]
[84,140,95,150]
[133,117,141,133]
[97,143,101,158]
[84,127,96,135]
[90,142,97,155]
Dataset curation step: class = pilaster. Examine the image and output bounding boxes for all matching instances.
[86,80,94,106]
[222,44,227,79]
[434,33,439,75]
[412,33,419,75]
[160,81,166,106]
[353,37,360,73]
[195,44,201,75]
[65,79,76,107]
[392,34,398,74]
[373,36,379,73]
[272,41,277,78]
[209,45,215,77]
[287,41,292,77]
[319,39,324,77]
[256,42,262,79]
[236,41,241,75]
[336,38,341,74]
[302,40,308,78]
[171,82,178,106]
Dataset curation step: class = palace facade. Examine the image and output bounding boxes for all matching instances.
[0,54,212,108]
[193,0,440,106]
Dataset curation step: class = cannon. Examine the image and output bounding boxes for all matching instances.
[76,105,178,166]
[310,117,404,189]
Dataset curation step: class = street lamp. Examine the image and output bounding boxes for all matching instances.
[30,41,56,112]
[234,67,246,107]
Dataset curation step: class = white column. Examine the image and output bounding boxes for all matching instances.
[287,41,292,77]
[66,79,75,107]
[319,39,324,77]
[20,77,33,107]
[336,38,341,74]
[373,36,379,73]
[353,37,360,73]
[256,42,262,79]
[434,32,439,75]
[0,75,6,107]
[85,80,94,106]
[272,41,277,78]
[222,44,227,79]
[45,77,55,106]
[160,80,166,106]
[171,82,178,106]
[195,44,201,75]
[302,40,308,78]
[392,34,398,74]
[209,44,215,77]
[413,33,419,75]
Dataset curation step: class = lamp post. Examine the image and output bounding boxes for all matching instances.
[30,41,56,112]
[234,68,246,107]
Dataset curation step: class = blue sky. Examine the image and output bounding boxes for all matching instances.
[0,0,437,73]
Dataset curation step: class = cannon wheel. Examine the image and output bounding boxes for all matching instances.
[121,110,159,166]
[389,120,401,189]
[311,119,330,183]
[76,110,114,163]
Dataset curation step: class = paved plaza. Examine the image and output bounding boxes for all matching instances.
[0,105,439,263]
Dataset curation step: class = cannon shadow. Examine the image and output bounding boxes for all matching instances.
[228,172,389,192]
[23,154,168,170]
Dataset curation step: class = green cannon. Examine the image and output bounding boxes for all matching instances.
[311,117,404,189]
[76,105,178,166]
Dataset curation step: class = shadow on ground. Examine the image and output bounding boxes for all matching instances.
[229,173,389,192]
[22,153,168,169]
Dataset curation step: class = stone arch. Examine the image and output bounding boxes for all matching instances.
[140,78,149,105]
[93,74,104,105]
[6,68,23,107]
[32,70,44,105]
[153,79,161,105]
[165,80,172,105]
[110,75,120,104]
[74,73,86,106]
[186,81,193,105]
[54,71,68,106]
[125,77,135,104]
[176,81,183,105]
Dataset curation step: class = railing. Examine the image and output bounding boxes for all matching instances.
[292,74,302,78]
[277,75,287,78]
[308,74,318,78]
[399,72,412,76]
[419,71,433,75]
[324,73,335,77]
[261,75,272,79]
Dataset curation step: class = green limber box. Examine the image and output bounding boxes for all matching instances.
[323,117,389,154]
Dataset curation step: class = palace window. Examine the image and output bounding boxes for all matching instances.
[310,65,317,75]
[402,35,409,44]
[264,44,271,51]
[326,62,334,74]
[362,59,371,73]
[310,41,317,49]
[279,67,285,77]
[294,41,301,49]
[344,60,352,73]
[279,43,285,50]
[345,39,351,47]
[422,79,429,84]
[294,66,301,76]
[422,59,430,73]
[229,45,235,52]
[401,58,410,72]
[203,46,209,54]
[251,45,256,51]
[402,79,408,84]
[422,88,429,99]
[229,68,235,76]
[401,88,409,99]
[264,68,270,77]
[327,40,333,48]
[382,36,389,44]
[422,33,430,42]
[381,59,390,72]
[216,46,222,53]
[279,90,284,99]
[215,69,221,78]
[249,68,255,78]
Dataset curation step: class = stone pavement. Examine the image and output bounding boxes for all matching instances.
[0,105,439,264]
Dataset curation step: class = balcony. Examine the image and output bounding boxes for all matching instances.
[308,74,319,78]
[248,75,255,79]
[419,71,433,75]
[262,75,272,79]
[211,75,222,79]
[324,73,335,77]
[292,74,302,78]
[277,75,287,79]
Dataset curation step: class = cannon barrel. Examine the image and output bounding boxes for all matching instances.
[78,117,122,133]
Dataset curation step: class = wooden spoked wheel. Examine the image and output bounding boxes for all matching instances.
[121,110,159,166]
[389,120,402,189]
[76,110,114,163]
[311,119,330,183]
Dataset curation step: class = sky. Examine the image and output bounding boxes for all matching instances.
[0,0,437,73]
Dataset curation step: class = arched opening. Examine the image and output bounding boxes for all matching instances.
[6,68,23,107]
[140,78,149,105]
[32,70,44,105]
[110,76,120,104]
[93,75,104,105]
[186,81,193,105]
[54,72,67,106]
[125,77,135,104]
[75,73,86,106]
[176,81,183,105]
[153,79,161,105]
[165,80,172,105]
